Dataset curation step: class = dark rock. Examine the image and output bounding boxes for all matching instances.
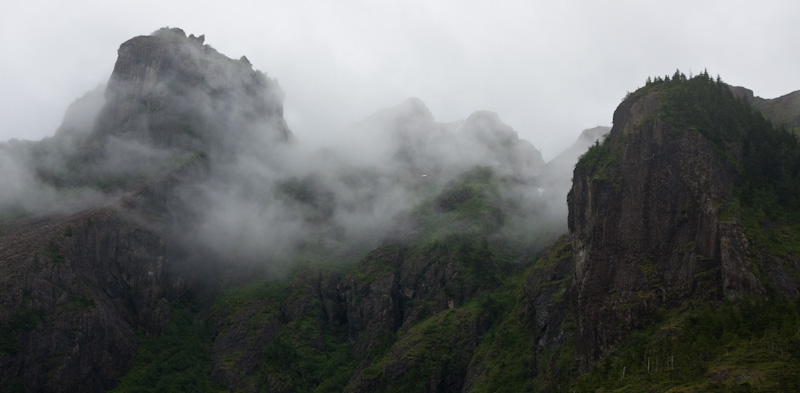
[338,245,405,357]
[0,208,170,392]
[567,88,762,365]
[94,28,291,157]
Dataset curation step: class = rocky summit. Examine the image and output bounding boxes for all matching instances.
[1,31,800,393]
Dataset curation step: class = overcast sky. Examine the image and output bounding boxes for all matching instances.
[1,0,798,160]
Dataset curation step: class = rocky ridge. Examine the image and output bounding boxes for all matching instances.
[2,30,799,393]
[0,28,292,392]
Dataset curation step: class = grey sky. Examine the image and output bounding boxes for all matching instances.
[1,0,799,160]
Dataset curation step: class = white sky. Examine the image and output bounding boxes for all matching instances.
[1,0,798,160]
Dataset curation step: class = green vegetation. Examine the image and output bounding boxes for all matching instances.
[753,93,800,135]
[573,297,800,392]
[579,133,615,180]
[258,320,355,393]
[257,285,356,392]
[45,241,66,264]
[199,163,544,392]
[93,73,800,391]
[560,72,800,391]
[411,166,506,239]
[654,70,752,149]
[111,305,222,393]
[631,70,800,281]
[213,280,288,311]
[407,232,503,288]
[407,164,559,256]
[0,204,30,222]
[0,306,40,355]
[468,235,575,393]
[464,280,538,393]
[211,276,356,392]
[643,71,800,211]
[89,174,146,192]
[64,294,95,310]
[358,300,488,392]
[275,176,335,224]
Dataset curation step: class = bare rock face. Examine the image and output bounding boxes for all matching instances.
[0,208,170,392]
[94,27,291,157]
[567,90,762,364]
[338,245,406,358]
[0,28,296,392]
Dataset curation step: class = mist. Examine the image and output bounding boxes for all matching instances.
[4,1,800,164]
[0,28,594,278]
[173,94,570,273]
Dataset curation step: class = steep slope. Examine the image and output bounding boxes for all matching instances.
[565,72,800,391]
[0,209,170,392]
[569,78,757,363]
[7,28,800,393]
[0,28,292,393]
[753,90,800,134]
[568,72,797,362]
[537,126,611,226]
[95,28,290,151]
[1,28,561,392]
[544,126,610,178]
[206,166,543,392]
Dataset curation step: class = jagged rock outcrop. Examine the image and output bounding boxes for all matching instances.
[567,86,763,364]
[95,27,291,155]
[0,28,296,392]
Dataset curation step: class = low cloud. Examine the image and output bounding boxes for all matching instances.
[1,29,583,277]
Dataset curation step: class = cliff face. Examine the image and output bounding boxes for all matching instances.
[0,28,294,393]
[0,208,170,392]
[96,28,291,154]
[8,27,800,392]
[567,86,762,363]
[208,218,518,392]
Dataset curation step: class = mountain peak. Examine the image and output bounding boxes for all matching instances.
[378,97,434,123]
[462,110,520,147]
[94,28,291,153]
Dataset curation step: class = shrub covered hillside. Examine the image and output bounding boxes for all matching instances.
[106,163,563,392]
